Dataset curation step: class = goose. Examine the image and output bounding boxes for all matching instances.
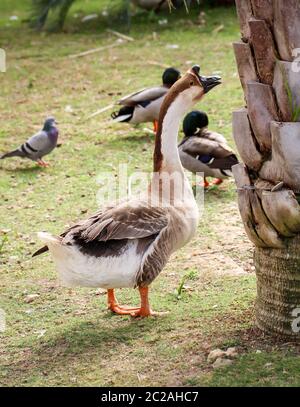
[179,111,239,188]
[111,67,181,132]
[33,66,221,317]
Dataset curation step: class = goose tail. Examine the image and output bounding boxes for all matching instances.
[32,232,62,257]
[37,232,61,245]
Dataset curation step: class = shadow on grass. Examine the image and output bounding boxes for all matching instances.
[120,133,154,143]
[3,165,43,174]
[3,315,161,384]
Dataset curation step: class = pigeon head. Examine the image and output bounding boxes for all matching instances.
[43,117,57,132]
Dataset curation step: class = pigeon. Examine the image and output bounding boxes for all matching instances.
[1,117,59,167]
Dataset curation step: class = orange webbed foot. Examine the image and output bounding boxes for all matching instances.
[200,177,210,188]
[106,287,167,318]
[211,178,223,185]
[108,304,140,315]
[107,289,140,315]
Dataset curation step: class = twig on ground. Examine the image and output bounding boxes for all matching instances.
[146,60,170,69]
[106,29,134,42]
[85,104,115,120]
[68,42,124,59]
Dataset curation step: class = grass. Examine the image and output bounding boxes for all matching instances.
[1,0,300,387]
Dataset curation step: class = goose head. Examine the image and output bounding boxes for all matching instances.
[158,65,221,122]
[184,64,221,103]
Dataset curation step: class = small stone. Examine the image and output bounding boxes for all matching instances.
[166,44,179,49]
[65,105,74,113]
[158,19,168,25]
[207,349,226,364]
[36,329,46,338]
[225,347,238,358]
[264,363,273,369]
[24,294,39,304]
[95,288,106,296]
[213,357,233,369]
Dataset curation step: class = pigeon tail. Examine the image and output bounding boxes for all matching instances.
[1,149,24,159]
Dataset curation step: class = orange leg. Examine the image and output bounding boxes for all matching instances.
[200,177,210,188]
[129,286,168,317]
[107,289,139,315]
[37,159,50,167]
[153,120,159,133]
[211,178,223,185]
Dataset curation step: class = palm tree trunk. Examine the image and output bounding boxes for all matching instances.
[255,235,300,337]
[232,0,300,339]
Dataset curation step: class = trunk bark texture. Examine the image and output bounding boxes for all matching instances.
[233,0,300,339]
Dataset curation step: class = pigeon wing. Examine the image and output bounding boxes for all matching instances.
[25,131,49,151]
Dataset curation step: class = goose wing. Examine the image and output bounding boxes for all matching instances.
[118,86,168,107]
[34,201,169,256]
[64,202,169,243]
[34,201,173,289]
[63,202,173,287]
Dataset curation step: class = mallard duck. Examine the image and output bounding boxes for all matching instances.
[111,67,181,132]
[179,111,239,187]
[33,66,221,317]
[0,117,58,167]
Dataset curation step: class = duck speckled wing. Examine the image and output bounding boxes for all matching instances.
[179,111,238,186]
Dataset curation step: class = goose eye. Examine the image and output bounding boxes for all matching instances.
[190,80,194,86]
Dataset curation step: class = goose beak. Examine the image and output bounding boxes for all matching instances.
[189,65,222,93]
[200,75,222,93]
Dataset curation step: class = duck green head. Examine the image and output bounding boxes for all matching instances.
[183,110,209,137]
[162,67,181,88]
